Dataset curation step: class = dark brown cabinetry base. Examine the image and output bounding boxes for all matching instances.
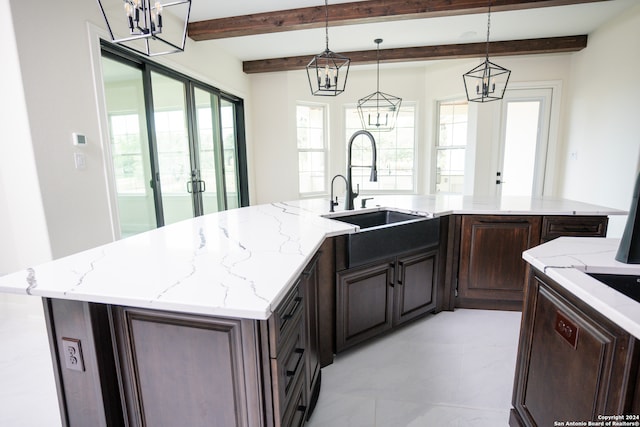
[452,215,608,310]
[335,247,438,352]
[457,215,541,310]
[112,307,263,427]
[510,270,639,426]
[44,252,326,427]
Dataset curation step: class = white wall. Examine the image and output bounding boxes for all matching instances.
[0,0,52,274]
[249,53,574,204]
[559,3,640,237]
[5,0,250,262]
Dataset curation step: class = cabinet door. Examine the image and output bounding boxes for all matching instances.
[301,257,321,418]
[111,307,263,427]
[336,262,394,352]
[511,272,635,426]
[393,249,437,326]
[458,215,541,310]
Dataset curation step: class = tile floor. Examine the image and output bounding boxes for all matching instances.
[307,309,522,427]
[0,294,521,427]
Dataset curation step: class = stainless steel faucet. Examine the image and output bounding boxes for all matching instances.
[346,130,378,210]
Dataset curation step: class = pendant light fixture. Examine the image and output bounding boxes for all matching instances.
[357,39,402,132]
[462,2,511,103]
[306,0,350,96]
[97,0,192,57]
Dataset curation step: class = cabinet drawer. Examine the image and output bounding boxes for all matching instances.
[269,281,304,358]
[271,311,306,417]
[541,216,608,242]
[280,374,306,427]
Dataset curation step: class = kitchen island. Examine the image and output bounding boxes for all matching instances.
[511,237,640,426]
[0,195,627,427]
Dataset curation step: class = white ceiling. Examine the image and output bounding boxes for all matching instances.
[187,0,638,62]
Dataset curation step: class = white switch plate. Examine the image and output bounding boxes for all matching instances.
[74,153,86,170]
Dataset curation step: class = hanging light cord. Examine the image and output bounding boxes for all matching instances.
[376,41,381,92]
[324,0,330,51]
[485,3,492,61]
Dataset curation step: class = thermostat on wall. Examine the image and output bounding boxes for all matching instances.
[72,133,87,146]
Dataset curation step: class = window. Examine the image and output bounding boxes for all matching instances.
[345,103,416,192]
[109,114,146,195]
[297,104,327,195]
[435,100,468,194]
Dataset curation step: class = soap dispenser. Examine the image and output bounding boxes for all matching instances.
[616,171,640,263]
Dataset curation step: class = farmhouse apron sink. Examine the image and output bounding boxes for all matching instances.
[326,209,440,268]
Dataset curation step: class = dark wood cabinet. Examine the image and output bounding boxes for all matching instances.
[44,253,327,427]
[300,257,321,419]
[455,215,608,310]
[111,307,264,427]
[540,215,608,242]
[510,270,639,427]
[457,215,541,310]
[393,249,438,326]
[335,261,395,352]
[336,248,438,352]
[265,281,308,427]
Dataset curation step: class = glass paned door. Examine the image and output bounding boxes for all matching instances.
[193,87,223,214]
[150,71,194,225]
[221,99,240,209]
[102,57,157,238]
[497,88,553,197]
[101,43,248,239]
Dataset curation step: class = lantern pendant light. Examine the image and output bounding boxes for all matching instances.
[306,0,351,96]
[357,39,402,131]
[97,0,192,57]
[462,2,511,103]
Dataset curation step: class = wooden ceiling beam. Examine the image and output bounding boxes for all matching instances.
[242,35,587,74]
[188,0,608,41]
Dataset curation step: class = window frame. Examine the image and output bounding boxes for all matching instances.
[296,102,329,197]
[434,98,468,195]
[344,101,418,195]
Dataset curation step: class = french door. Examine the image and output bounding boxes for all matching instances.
[496,88,553,197]
[101,45,247,238]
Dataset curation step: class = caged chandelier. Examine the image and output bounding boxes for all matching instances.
[356,39,402,132]
[97,0,192,57]
[306,0,351,96]
[462,2,511,103]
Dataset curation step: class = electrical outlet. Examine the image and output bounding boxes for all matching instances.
[61,338,85,372]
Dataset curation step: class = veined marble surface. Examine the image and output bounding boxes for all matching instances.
[523,237,640,338]
[0,202,355,319]
[0,195,626,320]
[288,194,626,217]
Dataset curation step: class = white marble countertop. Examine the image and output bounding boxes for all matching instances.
[288,194,625,217]
[0,195,626,320]
[523,237,640,338]
[0,202,356,319]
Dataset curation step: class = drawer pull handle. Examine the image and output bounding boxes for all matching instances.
[557,226,592,232]
[281,296,303,321]
[478,219,530,224]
